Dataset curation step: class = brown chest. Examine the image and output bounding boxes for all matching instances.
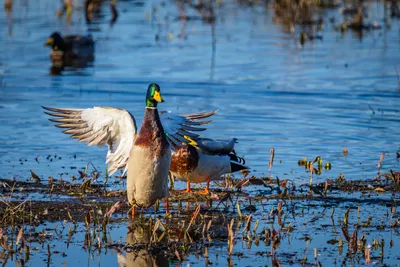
[170,144,199,175]
[134,108,169,156]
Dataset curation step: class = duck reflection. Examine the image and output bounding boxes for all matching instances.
[116,221,169,267]
[117,249,169,267]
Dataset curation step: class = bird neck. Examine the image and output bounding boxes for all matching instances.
[141,107,163,136]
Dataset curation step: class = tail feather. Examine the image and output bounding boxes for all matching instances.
[229,151,245,165]
[230,161,249,173]
[229,153,249,173]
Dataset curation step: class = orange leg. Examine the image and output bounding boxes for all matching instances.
[131,205,135,218]
[164,199,169,216]
[195,178,210,195]
[177,181,193,193]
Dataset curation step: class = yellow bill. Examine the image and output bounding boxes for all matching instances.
[153,91,164,102]
[44,38,54,46]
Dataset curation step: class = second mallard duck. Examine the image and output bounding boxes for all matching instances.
[170,138,249,194]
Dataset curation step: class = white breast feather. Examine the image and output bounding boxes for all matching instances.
[127,146,171,207]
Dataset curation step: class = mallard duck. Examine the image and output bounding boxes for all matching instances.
[127,84,170,212]
[42,83,216,216]
[44,32,95,67]
[170,138,249,194]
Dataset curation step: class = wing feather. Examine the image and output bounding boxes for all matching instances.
[42,106,137,175]
[160,110,218,147]
[181,110,218,120]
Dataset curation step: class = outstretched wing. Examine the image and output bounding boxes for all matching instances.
[159,110,218,147]
[42,106,137,176]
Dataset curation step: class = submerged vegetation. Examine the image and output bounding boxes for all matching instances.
[173,0,398,46]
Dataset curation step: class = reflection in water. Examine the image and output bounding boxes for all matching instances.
[271,253,282,267]
[210,21,216,80]
[56,0,118,27]
[49,56,94,75]
[109,0,119,27]
[85,0,103,23]
[116,221,169,267]
[177,0,216,79]
[177,3,187,39]
[4,0,13,36]
[84,0,119,26]
[4,0,12,15]
[50,65,64,76]
[117,249,169,267]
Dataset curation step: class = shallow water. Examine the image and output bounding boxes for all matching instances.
[3,194,400,267]
[1,0,400,266]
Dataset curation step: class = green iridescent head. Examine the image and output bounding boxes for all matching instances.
[146,83,164,108]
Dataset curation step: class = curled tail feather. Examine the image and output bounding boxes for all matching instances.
[229,151,249,173]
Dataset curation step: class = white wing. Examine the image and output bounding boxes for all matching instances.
[42,106,137,176]
[159,110,218,147]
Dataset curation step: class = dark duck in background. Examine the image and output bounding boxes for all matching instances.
[44,32,95,75]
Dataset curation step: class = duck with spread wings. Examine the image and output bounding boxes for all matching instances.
[42,83,216,216]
